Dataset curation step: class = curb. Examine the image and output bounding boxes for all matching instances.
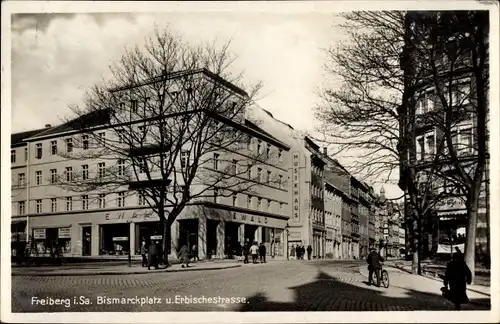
[11,264,241,277]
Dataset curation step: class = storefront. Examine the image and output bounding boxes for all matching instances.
[31,227,71,255]
[99,223,130,255]
[134,221,161,254]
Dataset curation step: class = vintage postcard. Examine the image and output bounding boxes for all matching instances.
[1,1,498,323]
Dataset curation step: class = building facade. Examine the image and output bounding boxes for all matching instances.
[11,70,292,260]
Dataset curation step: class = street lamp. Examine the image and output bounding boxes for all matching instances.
[127,220,132,267]
[285,224,290,260]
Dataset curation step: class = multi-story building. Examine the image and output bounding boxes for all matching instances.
[324,180,343,259]
[10,70,292,260]
[399,12,489,264]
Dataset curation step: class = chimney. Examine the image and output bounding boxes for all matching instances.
[45,124,51,128]
[323,147,328,155]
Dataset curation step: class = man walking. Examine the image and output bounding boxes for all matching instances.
[140,239,148,267]
[367,248,384,287]
[443,251,472,310]
[243,240,250,264]
[307,245,313,260]
[250,241,259,264]
[258,242,266,263]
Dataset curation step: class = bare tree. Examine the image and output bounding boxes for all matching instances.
[315,11,489,278]
[55,28,280,265]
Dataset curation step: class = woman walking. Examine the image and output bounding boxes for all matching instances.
[443,251,472,310]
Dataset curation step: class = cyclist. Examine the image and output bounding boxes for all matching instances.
[367,247,385,287]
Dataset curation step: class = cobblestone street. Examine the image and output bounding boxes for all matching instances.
[11,260,491,312]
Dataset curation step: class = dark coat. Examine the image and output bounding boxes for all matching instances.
[444,259,472,305]
[259,244,266,255]
[243,243,250,256]
[307,245,312,253]
[140,244,147,255]
[148,243,157,257]
[178,245,189,262]
[367,251,384,270]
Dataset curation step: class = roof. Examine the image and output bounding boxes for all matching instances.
[244,119,285,147]
[110,68,248,97]
[11,128,51,147]
[26,109,111,140]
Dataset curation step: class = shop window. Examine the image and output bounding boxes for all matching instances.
[33,227,71,255]
[135,222,161,255]
[100,223,130,255]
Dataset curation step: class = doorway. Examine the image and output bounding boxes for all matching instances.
[82,226,91,256]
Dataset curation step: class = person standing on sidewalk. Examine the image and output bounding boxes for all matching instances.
[243,240,250,264]
[307,245,312,260]
[250,242,259,264]
[443,252,472,310]
[258,242,266,263]
[367,248,384,287]
[178,244,190,268]
[140,240,148,267]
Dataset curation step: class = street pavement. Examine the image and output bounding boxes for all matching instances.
[11,259,491,312]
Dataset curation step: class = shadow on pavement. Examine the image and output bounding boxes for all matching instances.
[237,271,491,312]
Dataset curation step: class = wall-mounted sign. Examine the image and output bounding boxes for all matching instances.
[292,152,301,221]
[112,237,129,242]
[150,235,162,240]
[33,228,46,239]
[58,227,71,238]
[232,212,268,225]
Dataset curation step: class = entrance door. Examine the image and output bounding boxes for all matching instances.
[82,226,91,256]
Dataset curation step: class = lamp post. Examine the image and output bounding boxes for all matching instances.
[285,224,290,260]
[127,220,132,267]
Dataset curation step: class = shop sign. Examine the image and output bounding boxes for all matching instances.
[232,212,268,225]
[292,152,300,221]
[150,235,162,240]
[58,227,71,238]
[112,237,129,242]
[105,210,159,222]
[33,228,46,239]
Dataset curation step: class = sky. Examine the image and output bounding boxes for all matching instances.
[10,11,402,199]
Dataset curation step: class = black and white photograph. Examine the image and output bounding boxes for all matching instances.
[1,1,498,323]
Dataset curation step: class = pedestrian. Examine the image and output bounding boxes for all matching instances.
[140,239,148,267]
[250,241,259,264]
[366,247,384,287]
[191,244,199,262]
[178,244,190,268]
[295,245,301,260]
[307,245,312,260]
[236,243,243,262]
[290,245,296,260]
[259,242,266,263]
[243,240,250,264]
[442,252,472,310]
[147,241,158,270]
[156,241,164,266]
[301,245,306,259]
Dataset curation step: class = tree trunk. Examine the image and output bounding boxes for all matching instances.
[162,221,171,267]
[464,196,479,284]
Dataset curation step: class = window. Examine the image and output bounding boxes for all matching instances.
[257,140,262,154]
[267,200,271,212]
[258,168,263,182]
[138,125,145,134]
[247,166,252,179]
[65,138,73,153]
[246,136,252,150]
[116,130,125,145]
[36,199,43,214]
[417,136,425,161]
[82,195,88,210]
[278,149,283,162]
[18,173,26,187]
[266,144,271,157]
[82,135,89,150]
[35,143,42,159]
[65,167,73,182]
[247,196,252,208]
[24,148,28,161]
[117,192,125,207]
[98,194,106,208]
[51,198,57,212]
[258,197,262,211]
[51,140,58,155]
[181,151,189,169]
[118,160,125,176]
[98,132,106,147]
[11,150,16,163]
[98,163,106,178]
[231,159,237,175]
[460,127,473,154]
[66,197,73,211]
[119,102,125,110]
[138,193,145,206]
[50,169,58,183]
[35,171,42,185]
[144,97,150,111]
[82,165,89,180]
[267,170,272,184]
[278,175,283,189]
[213,153,220,170]
[426,134,435,158]
[131,99,138,113]
[232,194,237,206]
[138,158,146,173]
[18,201,26,215]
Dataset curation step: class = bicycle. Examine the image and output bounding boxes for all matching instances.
[370,265,390,288]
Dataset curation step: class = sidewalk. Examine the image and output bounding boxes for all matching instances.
[358,263,490,308]
[11,259,241,277]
